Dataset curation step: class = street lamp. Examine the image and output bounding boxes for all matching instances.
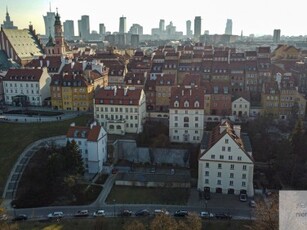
[113,199,116,217]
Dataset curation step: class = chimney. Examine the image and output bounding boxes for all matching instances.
[182,90,184,96]
[124,87,128,96]
[46,60,50,67]
[233,125,241,137]
[114,86,117,96]
[40,60,43,67]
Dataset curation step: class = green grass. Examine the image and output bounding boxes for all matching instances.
[0,114,92,196]
[14,218,253,230]
[106,185,190,205]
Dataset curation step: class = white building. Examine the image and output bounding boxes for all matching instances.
[94,86,146,135]
[3,67,51,106]
[232,96,250,117]
[66,122,107,174]
[198,120,254,197]
[169,86,205,143]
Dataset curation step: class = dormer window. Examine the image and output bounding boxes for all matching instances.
[174,101,179,108]
[194,101,200,108]
[184,100,189,108]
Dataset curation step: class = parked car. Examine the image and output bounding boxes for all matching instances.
[119,209,133,217]
[154,209,170,216]
[93,209,105,217]
[47,211,64,219]
[74,210,89,217]
[199,211,214,219]
[249,200,256,208]
[150,167,156,173]
[239,193,247,202]
[215,213,232,220]
[12,214,27,221]
[174,210,188,217]
[135,209,150,217]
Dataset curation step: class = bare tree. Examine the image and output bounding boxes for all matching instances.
[123,219,146,230]
[150,214,178,230]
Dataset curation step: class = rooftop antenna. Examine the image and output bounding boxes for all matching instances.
[49,2,51,12]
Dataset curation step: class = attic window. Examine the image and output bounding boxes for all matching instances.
[174,101,179,108]
[184,100,189,108]
[194,101,199,108]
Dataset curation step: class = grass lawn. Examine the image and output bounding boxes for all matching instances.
[95,174,109,185]
[0,114,92,197]
[106,185,190,205]
[14,218,253,230]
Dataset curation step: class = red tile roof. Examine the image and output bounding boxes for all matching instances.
[4,68,44,82]
[66,125,102,142]
[170,86,205,109]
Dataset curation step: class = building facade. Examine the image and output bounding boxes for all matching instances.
[66,122,107,174]
[198,120,254,197]
[94,86,146,135]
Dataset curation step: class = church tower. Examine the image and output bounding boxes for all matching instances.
[53,10,65,55]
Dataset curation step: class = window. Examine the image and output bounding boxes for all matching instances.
[217,180,221,185]
[205,171,209,176]
[220,155,224,160]
[228,156,233,160]
[222,146,225,151]
[229,181,233,186]
[230,173,234,178]
[242,174,246,179]
[228,147,231,152]
[184,117,189,122]
[211,155,215,159]
[242,181,246,187]
[218,164,222,169]
[217,172,221,177]
[205,179,209,184]
[225,139,229,144]
[238,156,242,161]
[243,165,247,171]
[205,163,209,168]
[174,116,178,121]
[230,164,234,170]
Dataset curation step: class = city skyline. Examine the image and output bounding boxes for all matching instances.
[1,0,306,37]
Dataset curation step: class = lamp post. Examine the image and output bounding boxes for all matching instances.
[113,199,116,217]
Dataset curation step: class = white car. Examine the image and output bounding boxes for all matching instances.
[200,211,214,219]
[154,209,170,215]
[93,210,105,217]
[47,211,64,219]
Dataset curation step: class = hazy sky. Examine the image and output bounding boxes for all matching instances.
[1,0,306,37]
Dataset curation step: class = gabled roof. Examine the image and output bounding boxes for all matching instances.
[4,68,43,81]
[66,125,103,142]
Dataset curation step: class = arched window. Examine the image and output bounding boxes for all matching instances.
[109,125,114,129]
[116,125,121,129]
[184,117,189,122]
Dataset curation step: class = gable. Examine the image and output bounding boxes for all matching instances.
[200,133,253,164]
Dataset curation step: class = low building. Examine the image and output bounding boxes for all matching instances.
[3,67,51,106]
[66,122,107,174]
[198,120,254,197]
[94,86,146,135]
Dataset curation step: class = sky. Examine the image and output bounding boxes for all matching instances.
[1,0,306,37]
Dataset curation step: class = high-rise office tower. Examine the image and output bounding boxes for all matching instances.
[186,20,192,37]
[1,7,18,29]
[194,16,201,39]
[63,20,74,40]
[119,16,127,34]
[159,19,165,32]
[99,23,106,35]
[225,19,232,35]
[129,24,143,35]
[78,15,90,40]
[43,5,55,37]
[273,29,281,43]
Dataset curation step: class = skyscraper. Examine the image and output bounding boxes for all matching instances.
[159,19,165,32]
[43,6,55,37]
[78,15,90,40]
[1,7,17,29]
[99,23,106,35]
[129,24,143,35]
[63,20,74,40]
[194,16,202,39]
[186,20,192,37]
[119,16,126,34]
[225,19,232,35]
[273,29,281,43]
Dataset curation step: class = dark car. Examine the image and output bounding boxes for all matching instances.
[12,214,27,221]
[174,210,189,217]
[135,209,150,217]
[119,209,133,217]
[215,213,232,220]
